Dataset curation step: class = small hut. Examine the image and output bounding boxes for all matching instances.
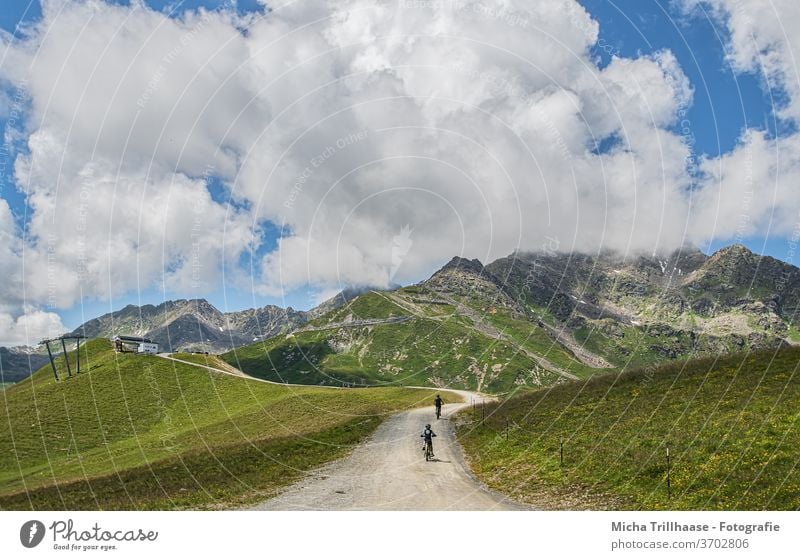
[113,336,158,354]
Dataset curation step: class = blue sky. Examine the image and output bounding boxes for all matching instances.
[0,0,796,330]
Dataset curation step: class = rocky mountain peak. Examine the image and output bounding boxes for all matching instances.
[710,243,755,261]
[692,243,762,284]
[427,256,504,288]
[439,256,486,275]
[423,255,519,311]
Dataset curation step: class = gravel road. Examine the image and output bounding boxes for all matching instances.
[251,391,525,510]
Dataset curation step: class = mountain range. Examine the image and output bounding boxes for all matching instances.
[223,244,799,391]
[66,298,308,353]
[3,244,798,387]
[0,347,50,384]
[487,244,798,365]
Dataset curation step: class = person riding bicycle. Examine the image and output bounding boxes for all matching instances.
[434,394,444,418]
[421,423,437,456]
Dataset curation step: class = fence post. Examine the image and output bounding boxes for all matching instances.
[560,436,564,467]
[667,446,671,500]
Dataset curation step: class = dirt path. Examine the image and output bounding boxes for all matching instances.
[156,354,342,389]
[158,354,250,378]
[250,390,525,510]
[163,354,524,509]
[377,290,450,321]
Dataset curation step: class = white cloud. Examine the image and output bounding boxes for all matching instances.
[0,1,260,328]
[689,125,800,246]
[1,0,797,334]
[0,309,67,347]
[235,0,698,294]
[0,199,24,311]
[4,0,267,178]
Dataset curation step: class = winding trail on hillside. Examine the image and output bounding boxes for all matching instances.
[431,293,580,382]
[536,321,614,369]
[293,315,412,333]
[378,290,451,321]
[377,290,578,383]
[156,354,341,389]
[250,390,526,510]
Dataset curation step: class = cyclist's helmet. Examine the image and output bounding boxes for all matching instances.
[426,424,431,429]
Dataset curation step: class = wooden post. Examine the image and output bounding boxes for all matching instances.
[505,418,509,440]
[75,339,81,374]
[667,446,671,500]
[560,436,564,467]
[45,341,59,382]
[60,338,72,378]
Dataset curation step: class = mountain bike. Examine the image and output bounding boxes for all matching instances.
[423,440,434,461]
[435,405,441,419]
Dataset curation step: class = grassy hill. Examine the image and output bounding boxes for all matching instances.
[222,289,573,392]
[456,346,800,510]
[0,339,447,510]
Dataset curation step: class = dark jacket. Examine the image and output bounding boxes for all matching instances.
[420,428,436,442]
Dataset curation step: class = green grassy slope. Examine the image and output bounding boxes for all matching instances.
[481,311,610,378]
[222,285,577,392]
[571,321,683,368]
[456,346,800,510]
[223,315,564,392]
[316,291,409,323]
[0,339,446,510]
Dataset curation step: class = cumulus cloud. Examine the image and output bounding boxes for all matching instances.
[0,0,797,342]
[235,0,699,295]
[0,309,67,347]
[0,0,261,341]
[0,199,23,306]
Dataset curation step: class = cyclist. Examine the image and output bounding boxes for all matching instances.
[420,423,437,457]
[434,394,444,419]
